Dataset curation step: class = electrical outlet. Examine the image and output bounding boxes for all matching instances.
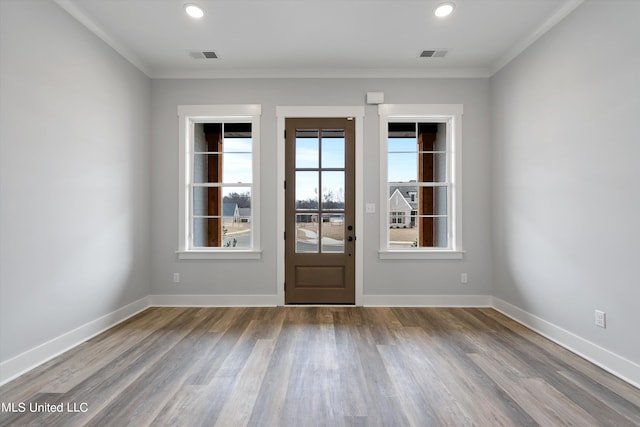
[173,273,181,284]
[460,273,468,284]
[366,203,376,214]
[595,310,606,328]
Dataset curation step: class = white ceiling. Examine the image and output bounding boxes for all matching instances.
[54,0,583,78]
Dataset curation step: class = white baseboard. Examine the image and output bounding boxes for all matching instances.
[0,296,151,387]
[363,294,492,307]
[492,297,640,389]
[150,294,491,308]
[150,294,279,307]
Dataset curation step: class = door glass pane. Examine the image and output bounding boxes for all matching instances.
[321,213,344,253]
[296,213,318,253]
[321,130,345,168]
[296,130,319,168]
[321,171,344,210]
[296,171,319,209]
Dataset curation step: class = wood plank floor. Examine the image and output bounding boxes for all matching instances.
[1,307,639,426]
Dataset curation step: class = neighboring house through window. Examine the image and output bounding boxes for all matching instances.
[389,188,413,228]
[177,105,261,259]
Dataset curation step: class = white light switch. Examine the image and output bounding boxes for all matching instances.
[366,203,376,213]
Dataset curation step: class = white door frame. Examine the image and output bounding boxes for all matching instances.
[276,106,365,306]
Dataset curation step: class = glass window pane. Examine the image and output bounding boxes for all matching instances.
[198,123,222,153]
[419,152,447,183]
[296,213,318,253]
[434,186,447,215]
[388,186,418,249]
[415,216,448,248]
[296,171,319,209]
[222,187,251,217]
[321,131,345,168]
[432,217,448,248]
[192,186,222,216]
[389,218,418,249]
[193,218,217,248]
[388,123,416,139]
[388,138,417,153]
[321,171,344,211]
[321,213,344,253]
[192,188,251,248]
[194,123,207,152]
[222,217,251,248]
[418,187,447,215]
[219,187,252,248]
[430,123,447,151]
[296,130,319,168]
[388,152,417,183]
[222,153,252,183]
[223,137,252,153]
[223,122,251,138]
[193,153,221,184]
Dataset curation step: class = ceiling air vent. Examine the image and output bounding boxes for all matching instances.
[419,49,449,58]
[188,50,219,59]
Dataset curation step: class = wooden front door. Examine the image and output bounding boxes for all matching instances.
[285,118,355,304]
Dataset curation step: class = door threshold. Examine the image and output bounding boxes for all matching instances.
[283,304,357,307]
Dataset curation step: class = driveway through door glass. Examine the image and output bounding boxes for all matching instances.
[285,118,355,304]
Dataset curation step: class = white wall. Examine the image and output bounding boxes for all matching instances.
[0,0,151,364]
[150,78,492,299]
[491,0,640,372]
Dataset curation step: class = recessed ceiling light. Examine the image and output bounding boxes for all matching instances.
[184,4,204,19]
[434,2,455,18]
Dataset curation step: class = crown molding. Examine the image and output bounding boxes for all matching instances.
[489,0,584,76]
[53,0,153,77]
[150,67,492,80]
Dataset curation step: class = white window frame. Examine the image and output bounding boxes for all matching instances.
[378,104,464,260]
[177,104,262,259]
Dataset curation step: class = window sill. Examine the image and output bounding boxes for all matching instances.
[378,250,465,260]
[177,250,262,260]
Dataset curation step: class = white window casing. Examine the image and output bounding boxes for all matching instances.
[177,105,262,259]
[378,104,464,260]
